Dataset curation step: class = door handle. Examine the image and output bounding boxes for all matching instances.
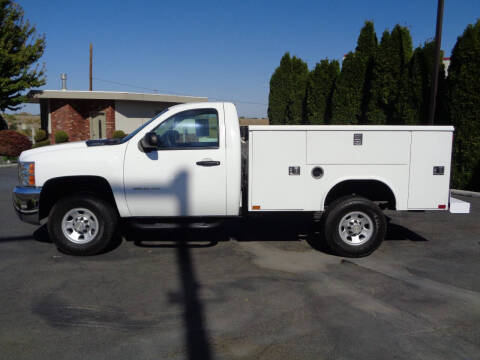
[196,160,220,167]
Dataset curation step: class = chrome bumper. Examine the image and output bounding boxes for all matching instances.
[13,186,42,225]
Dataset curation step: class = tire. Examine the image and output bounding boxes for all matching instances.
[323,196,386,258]
[48,194,118,256]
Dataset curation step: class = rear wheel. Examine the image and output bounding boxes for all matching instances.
[48,194,118,255]
[323,196,386,257]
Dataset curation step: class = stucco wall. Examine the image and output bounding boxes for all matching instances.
[114,100,174,134]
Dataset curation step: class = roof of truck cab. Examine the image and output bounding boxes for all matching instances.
[248,125,454,131]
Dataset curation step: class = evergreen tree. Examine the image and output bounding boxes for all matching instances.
[356,21,378,123]
[305,59,340,124]
[447,20,480,191]
[0,114,7,130]
[331,53,361,124]
[268,52,309,124]
[0,0,46,112]
[331,21,377,124]
[367,25,413,124]
[408,41,446,125]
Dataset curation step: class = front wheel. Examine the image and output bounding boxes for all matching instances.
[48,194,118,255]
[323,196,386,257]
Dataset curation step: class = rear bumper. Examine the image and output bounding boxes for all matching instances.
[13,186,42,225]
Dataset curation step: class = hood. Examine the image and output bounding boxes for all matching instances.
[19,141,87,161]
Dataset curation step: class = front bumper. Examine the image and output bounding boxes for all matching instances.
[13,186,42,225]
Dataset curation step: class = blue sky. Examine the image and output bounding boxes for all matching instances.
[17,0,480,117]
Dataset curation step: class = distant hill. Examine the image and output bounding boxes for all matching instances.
[239,117,269,126]
[1,113,40,130]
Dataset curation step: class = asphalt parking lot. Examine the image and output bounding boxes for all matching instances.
[1,165,479,360]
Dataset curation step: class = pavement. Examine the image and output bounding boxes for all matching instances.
[0,166,479,360]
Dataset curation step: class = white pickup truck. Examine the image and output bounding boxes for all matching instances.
[13,102,469,256]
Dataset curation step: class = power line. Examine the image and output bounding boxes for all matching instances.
[92,77,160,93]
[92,76,268,106]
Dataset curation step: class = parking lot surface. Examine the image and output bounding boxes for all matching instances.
[1,165,479,360]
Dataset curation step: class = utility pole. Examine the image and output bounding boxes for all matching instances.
[428,0,445,124]
[89,43,93,91]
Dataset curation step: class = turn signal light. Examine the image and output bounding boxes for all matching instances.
[252,205,261,210]
[28,163,35,186]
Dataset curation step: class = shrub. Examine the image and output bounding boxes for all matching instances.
[0,130,32,156]
[17,129,30,137]
[112,130,126,139]
[34,129,47,142]
[33,139,51,148]
[54,130,69,143]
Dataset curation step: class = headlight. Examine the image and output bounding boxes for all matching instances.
[18,161,35,186]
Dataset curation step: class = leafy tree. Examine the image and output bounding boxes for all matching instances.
[447,20,480,191]
[0,0,46,112]
[367,25,413,124]
[305,59,340,124]
[0,114,7,129]
[331,21,377,124]
[0,129,31,156]
[268,52,309,124]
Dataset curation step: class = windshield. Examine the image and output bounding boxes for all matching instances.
[119,108,170,143]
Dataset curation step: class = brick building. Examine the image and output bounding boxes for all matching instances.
[27,90,207,143]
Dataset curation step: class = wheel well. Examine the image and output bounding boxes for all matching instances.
[39,176,118,220]
[324,180,396,210]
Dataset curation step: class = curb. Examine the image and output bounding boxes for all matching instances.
[0,163,17,168]
[451,189,480,198]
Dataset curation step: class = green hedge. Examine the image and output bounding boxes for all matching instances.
[54,131,69,143]
[34,129,47,142]
[112,130,126,138]
[33,139,51,148]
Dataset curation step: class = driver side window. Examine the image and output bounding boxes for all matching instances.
[153,108,219,149]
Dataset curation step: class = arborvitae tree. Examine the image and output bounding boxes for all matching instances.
[330,53,361,124]
[305,59,340,124]
[390,25,414,124]
[331,21,377,124]
[356,21,378,123]
[0,0,46,112]
[268,52,309,124]
[367,26,413,124]
[447,20,480,191]
[408,41,446,125]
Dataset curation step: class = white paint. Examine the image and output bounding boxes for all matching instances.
[306,131,411,165]
[123,102,228,216]
[408,131,452,209]
[449,197,470,214]
[20,141,131,217]
[19,102,456,220]
[248,125,454,211]
[223,102,242,215]
[250,130,306,210]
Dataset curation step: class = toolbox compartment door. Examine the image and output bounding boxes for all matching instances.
[250,131,306,210]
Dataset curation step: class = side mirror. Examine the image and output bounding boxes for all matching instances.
[140,132,159,152]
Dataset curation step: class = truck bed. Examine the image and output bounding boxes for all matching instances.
[246,125,454,212]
